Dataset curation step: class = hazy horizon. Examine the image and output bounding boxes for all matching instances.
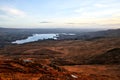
[0,0,120,29]
[0,26,112,30]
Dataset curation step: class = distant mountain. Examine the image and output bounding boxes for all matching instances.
[0,27,101,33]
[87,29,120,38]
[77,28,120,40]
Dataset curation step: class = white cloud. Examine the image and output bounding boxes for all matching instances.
[74,7,120,18]
[94,4,108,8]
[0,6,26,17]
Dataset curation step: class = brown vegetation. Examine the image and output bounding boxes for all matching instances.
[0,38,120,80]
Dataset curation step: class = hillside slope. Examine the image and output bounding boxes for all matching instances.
[0,38,120,80]
[89,48,120,64]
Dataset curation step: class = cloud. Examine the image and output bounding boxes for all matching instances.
[40,21,52,23]
[66,22,75,24]
[94,4,108,8]
[74,8,120,18]
[66,22,98,26]
[106,23,120,26]
[100,23,120,29]
[0,6,26,17]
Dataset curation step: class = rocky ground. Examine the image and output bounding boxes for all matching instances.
[0,38,120,80]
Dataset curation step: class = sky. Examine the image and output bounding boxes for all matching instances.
[0,0,120,29]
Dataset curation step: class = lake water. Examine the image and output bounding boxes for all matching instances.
[12,33,76,44]
[12,34,58,44]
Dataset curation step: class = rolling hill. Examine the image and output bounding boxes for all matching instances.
[0,28,120,80]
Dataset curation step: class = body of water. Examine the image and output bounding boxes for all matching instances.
[12,34,58,44]
[12,33,76,44]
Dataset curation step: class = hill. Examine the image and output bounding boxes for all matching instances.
[0,38,120,80]
[77,28,120,40]
[89,48,120,64]
[0,28,120,80]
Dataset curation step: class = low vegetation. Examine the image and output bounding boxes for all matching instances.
[0,28,120,80]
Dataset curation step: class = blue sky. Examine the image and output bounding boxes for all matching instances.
[0,0,120,28]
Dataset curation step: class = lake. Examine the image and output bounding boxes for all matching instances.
[12,34,58,44]
[12,33,75,44]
